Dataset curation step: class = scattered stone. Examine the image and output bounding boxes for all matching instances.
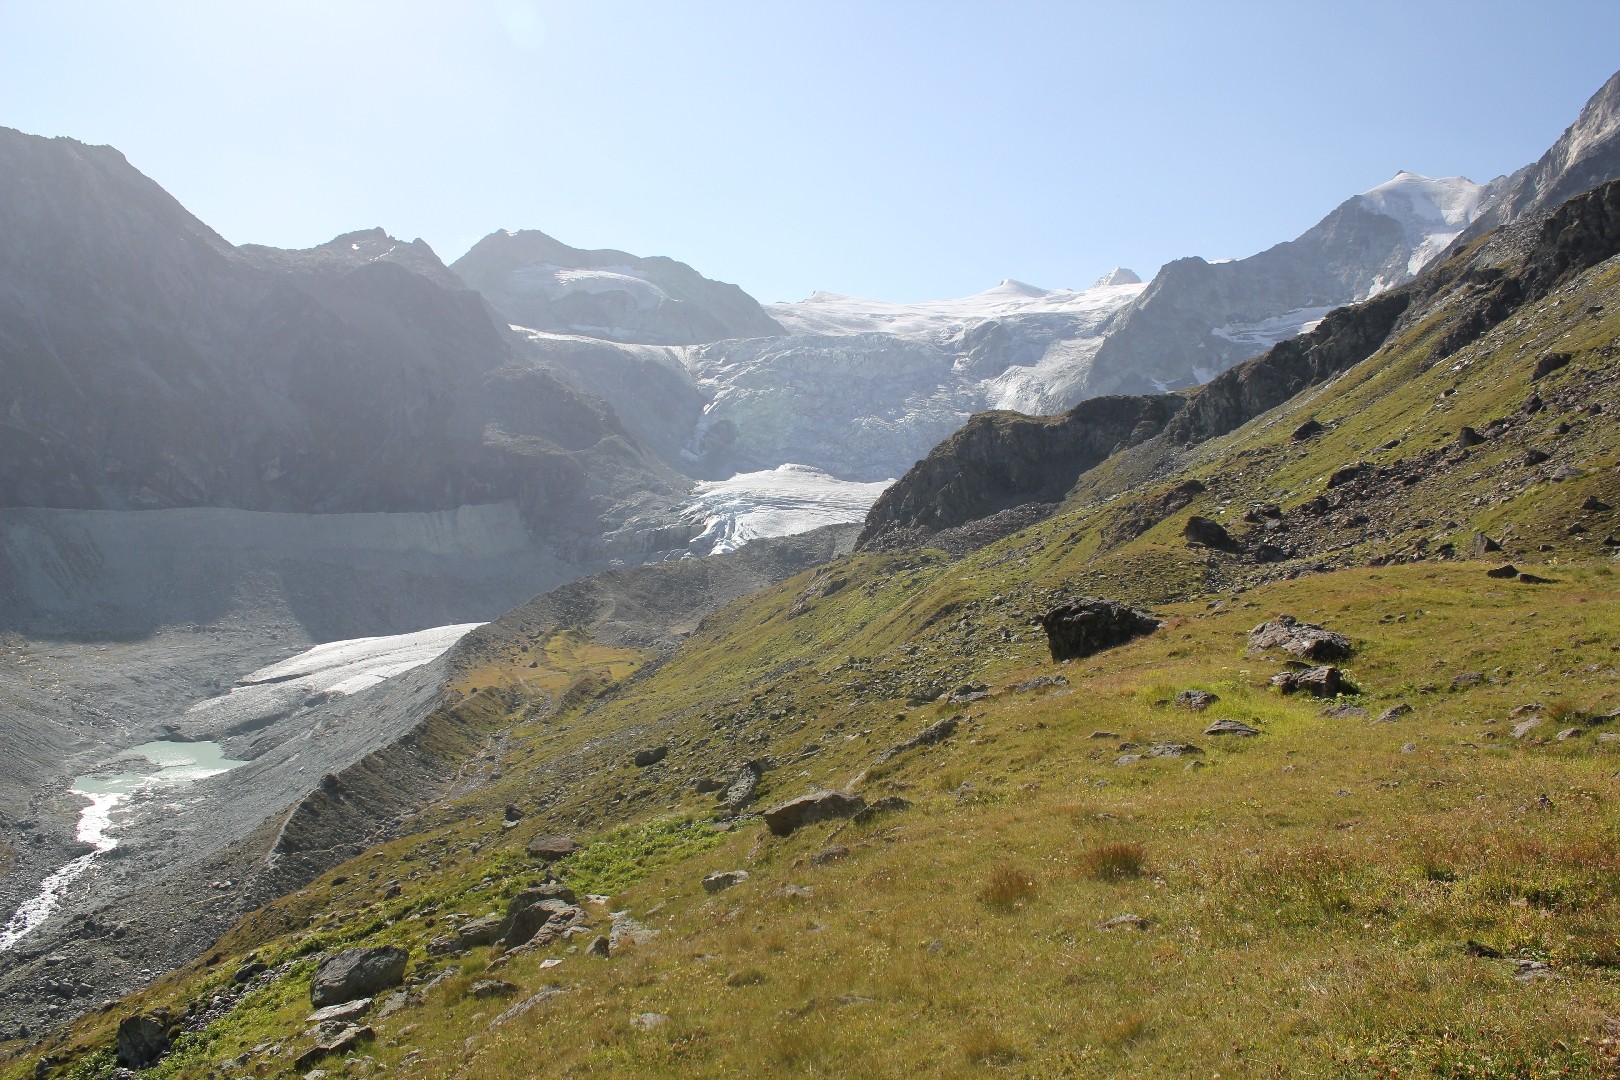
[1040,598,1160,662]
[941,682,990,704]
[1271,666,1353,698]
[1011,674,1068,693]
[763,790,867,836]
[1584,495,1613,512]
[506,900,583,948]
[1087,730,1119,740]
[1377,703,1413,722]
[1453,426,1485,450]
[1512,959,1559,983]
[310,947,408,1008]
[489,986,569,1029]
[1098,913,1151,931]
[233,960,267,984]
[1252,542,1290,563]
[1145,742,1203,758]
[1470,532,1503,556]
[1247,615,1351,660]
[1532,351,1572,380]
[115,1012,172,1069]
[1292,418,1326,441]
[693,776,727,794]
[306,998,372,1026]
[1203,719,1259,737]
[873,716,959,766]
[1326,462,1367,488]
[456,914,505,950]
[503,804,523,823]
[1522,448,1551,466]
[1115,754,1143,767]
[632,745,669,768]
[1401,742,1417,753]
[293,1024,372,1071]
[586,935,611,958]
[1320,704,1369,719]
[507,883,578,915]
[631,1012,669,1031]
[1184,515,1239,551]
[1450,672,1486,690]
[1512,718,1545,740]
[525,834,578,861]
[811,845,850,866]
[609,912,658,950]
[374,991,411,1020]
[1557,728,1582,741]
[469,980,518,1000]
[702,870,750,894]
[777,885,814,900]
[1175,690,1220,711]
[720,760,764,813]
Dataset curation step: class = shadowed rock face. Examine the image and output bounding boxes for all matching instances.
[1040,600,1160,662]
[856,393,1184,548]
[0,128,681,522]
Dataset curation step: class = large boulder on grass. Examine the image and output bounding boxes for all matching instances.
[1039,599,1160,662]
[310,946,409,1008]
[763,790,866,836]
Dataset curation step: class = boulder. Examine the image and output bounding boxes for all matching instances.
[525,834,578,861]
[1039,599,1159,662]
[1291,418,1326,441]
[507,883,577,917]
[1183,515,1239,551]
[1247,615,1351,660]
[456,914,505,949]
[115,1012,172,1069]
[702,870,749,894]
[309,946,408,1008]
[1204,719,1259,736]
[1532,351,1572,379]
[1271,666,1352,698]
[306,998,372,1026]
[763,790,866,836]
[1452,426,1485,450]
[1485,563,1520,579]
[1376,703,1413,723]
[719,760,764,812]
[632,746,668,767]
[293,1024,372,1071]
[1175,690,1219,711]
[873,715,959,766]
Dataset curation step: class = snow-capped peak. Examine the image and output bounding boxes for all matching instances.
[1093,266,1142,288]
[1356,171,1485,287]
[1358,172,1484,235]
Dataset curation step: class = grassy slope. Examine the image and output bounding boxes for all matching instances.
[10,257,1620,1078]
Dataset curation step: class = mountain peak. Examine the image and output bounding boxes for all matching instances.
[1093,266,1143,288]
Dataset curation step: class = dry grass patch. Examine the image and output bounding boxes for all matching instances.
[977,864,1039,908]
[1080,841,1147,881]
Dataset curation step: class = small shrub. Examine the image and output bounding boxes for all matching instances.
[978,865,1039,908]
[1081,842,1147,881]
[959,1024,1022,1066]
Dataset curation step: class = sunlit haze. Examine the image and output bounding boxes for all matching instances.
[3,1,1618,302]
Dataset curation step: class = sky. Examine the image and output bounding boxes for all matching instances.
[2,1,1618,304]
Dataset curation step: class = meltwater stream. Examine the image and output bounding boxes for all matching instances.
[0,741,245,951]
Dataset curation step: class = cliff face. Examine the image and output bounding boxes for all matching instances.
[855,393,1184,547]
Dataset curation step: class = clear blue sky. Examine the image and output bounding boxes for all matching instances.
[3,1,1617,303]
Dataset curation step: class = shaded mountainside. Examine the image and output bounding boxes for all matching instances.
[865,177,1620,547]
[451,229,784,346]
[0,128,686,533]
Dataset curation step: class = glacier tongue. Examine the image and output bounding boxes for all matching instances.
[683,465,892,556]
